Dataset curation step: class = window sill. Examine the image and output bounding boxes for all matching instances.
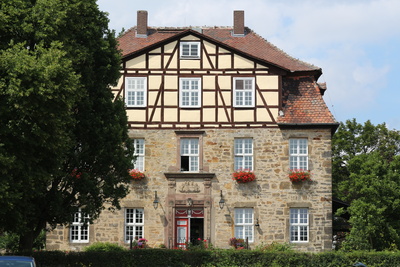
[164,172,215,179]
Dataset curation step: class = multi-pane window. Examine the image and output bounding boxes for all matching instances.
[180,138,199,172]
[233,77,255,107]
[70,209,89,243]
[180,78,201,108]
[125,77,147,107]
[289,139,308,170]
[133,139,145,171]
[180,42,200,58]
[234,138,253,171]
[234,208,254,242]
[125,208,144,242]
[290,208,309,242]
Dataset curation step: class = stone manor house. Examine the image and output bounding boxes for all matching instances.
[47,10,338,252]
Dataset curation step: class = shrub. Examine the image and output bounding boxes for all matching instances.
[83,242,126,252]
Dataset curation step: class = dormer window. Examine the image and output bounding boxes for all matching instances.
[180,42,200,59]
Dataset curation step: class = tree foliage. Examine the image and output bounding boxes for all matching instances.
[333,119,400,250]
[0,0,134,252]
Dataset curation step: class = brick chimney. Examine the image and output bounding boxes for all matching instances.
[233,10,245,36]
[137,10,148,37]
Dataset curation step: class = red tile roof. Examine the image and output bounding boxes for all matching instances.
[277,77,337,125]
[118,27,320,73]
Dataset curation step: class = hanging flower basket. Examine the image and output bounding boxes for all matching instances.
[129,169,145,180]
[232,169,256,183]
[289,169,311,182]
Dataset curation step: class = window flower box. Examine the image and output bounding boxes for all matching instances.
[232,169,256,183]
[229,237,246,249]
[129,169,145,180]
[289,169,311,182]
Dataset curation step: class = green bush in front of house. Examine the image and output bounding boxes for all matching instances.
[31,249,400,267]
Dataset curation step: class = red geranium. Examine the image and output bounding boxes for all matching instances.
[129,169,145,180]
[232,169,256,183]
[289,169,311,182]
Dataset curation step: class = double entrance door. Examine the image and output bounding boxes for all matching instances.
[175,208,204,248]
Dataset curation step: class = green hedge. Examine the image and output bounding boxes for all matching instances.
[31,249,400,267]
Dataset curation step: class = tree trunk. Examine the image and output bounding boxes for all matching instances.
[18,231,34,254]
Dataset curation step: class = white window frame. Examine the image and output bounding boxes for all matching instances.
[233,77,255,107]
[234,138,253,171]
[180,41,200,59]
[289,139,308,170]
[180,138,199,172]
[290,208,309,243]
[234,208,254,242]
[70,209,90,243]
[179,78,201,108]
[133,139,145,171]
[125,77,147,107]
[125,208,144,243]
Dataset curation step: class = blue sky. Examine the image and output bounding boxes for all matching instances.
[97,0,400,130]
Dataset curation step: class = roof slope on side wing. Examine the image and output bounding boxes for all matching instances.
[118,27,320,73]
[277,76,338,126]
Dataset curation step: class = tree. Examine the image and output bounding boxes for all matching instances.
[0,0,134,253]
[333,119,400,250]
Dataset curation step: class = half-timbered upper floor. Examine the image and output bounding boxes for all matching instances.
[112,10,337,130]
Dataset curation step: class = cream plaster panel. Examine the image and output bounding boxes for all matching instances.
[149,108,161,121]
[180,110,200,121]
[164,41,177,53]
[219,48,229,53]
[165,76,178,89]
[164,92,178,106]
[234,55,254,69]
[181,35,200,41]
[256,108,273,122]
[149,76,162,90]
[164,108,178,122]
[257,92,279,106]
[126,55,145,69]
[218,55,231,69]
[180,60,200,69]
[218,109,230,122]
[203,109,216,122]
[203,76,215,89]
[218,76,231,90]
[256,63,269,71]
[148,91,159,105]
[203,92,215,105]
[220,92,231,105]
[127,109,145,121]
[257,75,279,89]
[270,109,279,120]
[234,110,253,122]
[149,55,161,69]
[204,41,216,54]
[166,54,178,69]
[151,47,161,53]
[202,53,212,69]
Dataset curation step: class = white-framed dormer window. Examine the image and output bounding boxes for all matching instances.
[133,139,145,171]
[234,138,253,171]
[125,77,147,107]
[234,208,254,242]
[125,208,144,242]
[180,138,199,172]
[180,42,200,59]
[233,77,255,107]
[289,139,308,170]
[70,209,89,243]
[290,208,309,242]
[179,78,201,108]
